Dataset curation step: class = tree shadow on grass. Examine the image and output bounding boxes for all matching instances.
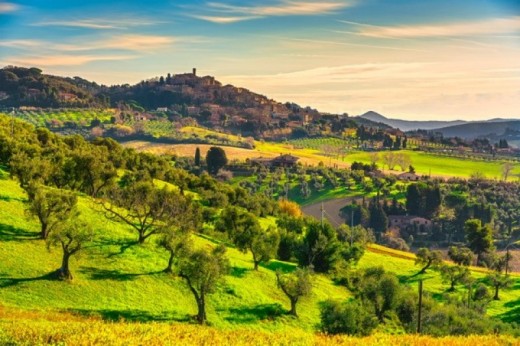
[79,266,163,281]
[230,266,249,278]
[93,238,138,257]
[68,308,191,323]
[220,303,285,324]
[0,271,58,288]
[0,223,39,242]
[261,260,296,273]
[499,298,520,323]
[0,194,26,202]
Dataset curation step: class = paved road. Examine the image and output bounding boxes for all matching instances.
[301,196,363,227]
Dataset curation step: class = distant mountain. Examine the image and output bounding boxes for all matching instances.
[359,111,466,131]
[431,121,520,139]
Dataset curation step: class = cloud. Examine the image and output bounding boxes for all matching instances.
[33,17,163,30]
[101,34,176,51]
[223,62,432,87]
[0,2,19,13]
[286,37,427,53]
[3,34,177,53]
[349,16,520,38]
[0,40,43,48]
[191,15,260,24]
[192,0,353,23]
[3,54,136,66]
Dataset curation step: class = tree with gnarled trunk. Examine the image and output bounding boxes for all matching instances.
[415,248,443,275]
[47,217,93,280]
[275,268,312,317]
[26,185,77,239]
[178,245,229,324]
[158,198,200,273]
[486,271,512,300]
[439,264,471,291]
[101,179,185,244]
[501,162,514,181]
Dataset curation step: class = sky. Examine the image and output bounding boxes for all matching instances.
[0,0,519,120]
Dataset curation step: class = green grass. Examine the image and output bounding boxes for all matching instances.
[345,150,520,180]
[0,174,346,331]
[0,171,518,331]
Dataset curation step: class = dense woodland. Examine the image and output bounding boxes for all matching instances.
[0,113,518,336]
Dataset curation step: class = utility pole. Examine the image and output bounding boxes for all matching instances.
[11,107,15,136]
[417,279,423,334]
[350,208,354,247]
[320,202,325,228]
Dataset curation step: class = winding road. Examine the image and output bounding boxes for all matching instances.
[301,196,363,227]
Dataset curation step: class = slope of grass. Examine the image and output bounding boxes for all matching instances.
[0,174,346,331]
[0,170,518,332]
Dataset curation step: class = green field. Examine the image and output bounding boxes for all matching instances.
[345,150,520,180]
[0,170,518,332]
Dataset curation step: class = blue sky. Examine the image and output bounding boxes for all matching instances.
[1,0,519,120]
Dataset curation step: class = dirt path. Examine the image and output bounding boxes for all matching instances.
[301,196,363,227]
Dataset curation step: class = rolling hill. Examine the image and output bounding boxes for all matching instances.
[431,120,520,139]
[359,111,520,133]
[359,111,466,131]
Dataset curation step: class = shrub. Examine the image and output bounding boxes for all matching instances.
[320,300,378,336]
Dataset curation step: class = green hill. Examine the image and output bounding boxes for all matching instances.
[0,167,518,332]
[0,171,347,331]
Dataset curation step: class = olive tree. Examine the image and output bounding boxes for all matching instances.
[47,217,93,280]
[102,180,185,244]
[415,248,443,275]
[178,245,229,324]
[275,268,312,317]
[26,185,77,239]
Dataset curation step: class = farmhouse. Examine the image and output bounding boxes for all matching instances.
[250,154,299,168]
[398,172,420,181]
[388,215,432,234]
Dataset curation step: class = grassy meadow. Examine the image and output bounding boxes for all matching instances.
[346,150,520,180]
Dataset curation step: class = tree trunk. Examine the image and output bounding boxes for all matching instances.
[419,260,431,274]
[58,252,72,280]
[41,222,48,240]
[450,280,455,291]
[493,285,500,300]
[289,298,298,317]
[138,231,146,244]
[196,295,207,324]
[165,249,174,273]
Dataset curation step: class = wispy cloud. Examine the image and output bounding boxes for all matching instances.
[192,0,353,23]
[3,34,177,53]
[0,39,43,48]
[191,15,260,24]
[348,16,520,38]
[102,34,176,51]
[286,37,427,53]
[33,17,163,30]
[3,54,136,67]
[0,2,19,13]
